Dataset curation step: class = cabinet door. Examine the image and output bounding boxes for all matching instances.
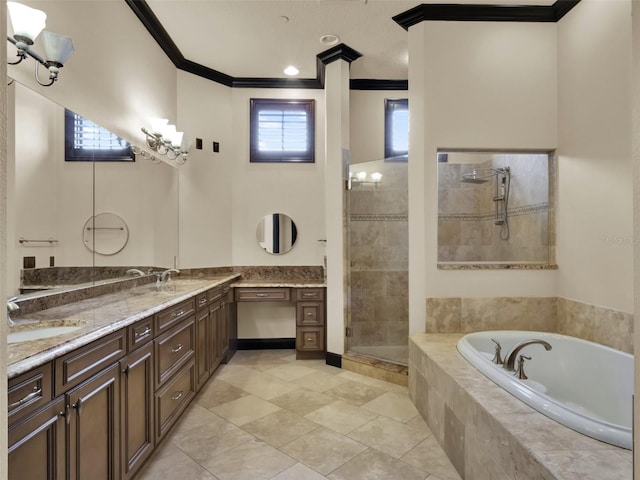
[209,300,221,371]
[219,299,229,363]
[67,363,120,480]
[195,308,211,390]
[120,343,154,480]
[8,396,66,480]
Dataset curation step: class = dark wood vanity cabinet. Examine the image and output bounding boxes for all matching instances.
[67,362,121,480]
[120,342,155,480]
[8,282,237,480]
[8,395,66,480]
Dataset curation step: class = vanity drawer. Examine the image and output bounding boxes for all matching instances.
[54,329,127,395]
[235,288,290,302]
[155,298,195,335]
[208,287,223,304]
[155,317,195,388]
[128,316,154,350]
[195,292,208,310]
[296,327,325,352]
[155,359,196,442]
[296,302,324,326]
[296,288,324,301]
[8,363,53,422]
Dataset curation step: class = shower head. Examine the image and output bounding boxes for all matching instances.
[461,175,490,184]
[461,167,510,184]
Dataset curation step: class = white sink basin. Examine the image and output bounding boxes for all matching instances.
[8,325,84,344]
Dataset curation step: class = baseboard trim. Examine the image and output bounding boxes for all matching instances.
[237,338,296,350]
[325,352,342,368]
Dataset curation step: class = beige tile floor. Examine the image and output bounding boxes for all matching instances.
[136,349,462,480]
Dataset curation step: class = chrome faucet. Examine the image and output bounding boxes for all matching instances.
[126,268,146,277]
[7,297,20,326]
[159,268,180,284]
[502,339,552,372]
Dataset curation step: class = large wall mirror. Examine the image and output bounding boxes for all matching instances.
[437,150,555,266]
[7,80,179,297]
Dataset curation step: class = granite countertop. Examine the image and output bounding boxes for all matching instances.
[231,280,327,288]
[8,275,240,379]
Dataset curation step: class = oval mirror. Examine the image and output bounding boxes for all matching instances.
[256,213,298,255]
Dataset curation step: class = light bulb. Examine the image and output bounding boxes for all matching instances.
[370,172,383,183]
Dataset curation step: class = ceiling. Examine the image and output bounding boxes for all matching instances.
[142,0,559,83]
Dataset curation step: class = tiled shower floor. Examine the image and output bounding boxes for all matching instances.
[135,349,460,480]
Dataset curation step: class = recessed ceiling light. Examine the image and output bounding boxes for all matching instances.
[280,15,289,23]
[320,34,340,46]
[284,65,299,76]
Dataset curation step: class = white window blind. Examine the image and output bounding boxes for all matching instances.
[250,99,315,163]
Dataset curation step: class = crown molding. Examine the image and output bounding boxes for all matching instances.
[393,0,580,30]
[393,1,581,30]
[350,79,408,91]
[126,0,581,90]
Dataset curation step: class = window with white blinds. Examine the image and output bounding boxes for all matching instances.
[250,99,315,163]
[384,98,409,160]
[65,109,134,161]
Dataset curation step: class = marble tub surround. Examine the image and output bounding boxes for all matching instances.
[425,296,632,354]
[557,297,634,354]
[7,274,238,378]
[409,334,632,480]
[426,297,557,334]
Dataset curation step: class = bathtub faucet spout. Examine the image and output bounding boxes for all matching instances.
[503,339,552,372]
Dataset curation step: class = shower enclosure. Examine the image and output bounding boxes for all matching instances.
[345,157,409,366]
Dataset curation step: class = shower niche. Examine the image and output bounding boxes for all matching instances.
[437,150,555,266]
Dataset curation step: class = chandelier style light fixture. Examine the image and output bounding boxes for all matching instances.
[141,118,191,164]
[6,2,75,87]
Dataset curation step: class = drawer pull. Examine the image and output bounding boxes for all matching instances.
[170,344,184,353]
[135,327,152,338]
[255,293,269,298]
[9,386,42,409]
[306,337,313,342]
[302,293,317,298]
[172,309,186,318]
[306,312,313,316]
[198,298,207,306]
[171,390,184,401]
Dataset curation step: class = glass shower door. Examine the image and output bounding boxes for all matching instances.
[346,158,408,366]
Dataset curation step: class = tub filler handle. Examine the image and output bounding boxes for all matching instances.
[515,355,532,379]
[491,338,503,365]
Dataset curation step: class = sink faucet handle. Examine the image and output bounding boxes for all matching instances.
[515,355,532,380]
[490,338,503,365]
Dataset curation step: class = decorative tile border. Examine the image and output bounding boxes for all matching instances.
[349,214,408,222]
[439,202,548,222]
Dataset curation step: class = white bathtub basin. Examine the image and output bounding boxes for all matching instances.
[457,330,633,449]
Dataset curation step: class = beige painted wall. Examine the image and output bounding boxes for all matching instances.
[557,0,633,314]
[409,20,559,334]
[7,0,177,149]
[229,87,326,267]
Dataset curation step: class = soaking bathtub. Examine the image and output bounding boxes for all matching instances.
[457,330,633,449]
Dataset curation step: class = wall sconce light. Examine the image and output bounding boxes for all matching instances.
[6,2,74,87]
[348,171,383,189]
[141,118,191,164]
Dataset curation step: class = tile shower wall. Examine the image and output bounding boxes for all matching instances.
[426,296,633,353]
[438,154,550,263]
[348,161,408,349]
